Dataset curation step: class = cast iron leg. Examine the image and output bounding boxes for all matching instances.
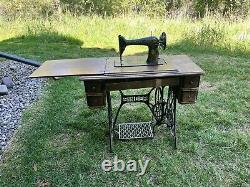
[173,93,177,149]
[153,87,165,125]
[113,91,124,128]
[165,87,177,149]
[106,91,113,153]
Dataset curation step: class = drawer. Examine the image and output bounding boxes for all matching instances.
[84,80,104,93]
[84,81,106,107]
[178,89,198,104]
[181,76,200,88]
[86,94,106,108]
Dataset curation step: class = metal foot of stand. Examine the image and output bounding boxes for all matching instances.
[106,87,177,152]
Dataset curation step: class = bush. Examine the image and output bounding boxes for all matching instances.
[1,0,59,20]
[0,0,249,19]
[187,23,226,48]
[193,0,250,18]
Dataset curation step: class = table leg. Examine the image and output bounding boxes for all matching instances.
[165,87,177,149]
[173,93,177,149]
[106,91,113,153]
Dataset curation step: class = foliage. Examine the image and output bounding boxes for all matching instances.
[186,23,226,48]
[0,0,249,19]
[0,0,57,19]
[194,0,250,18]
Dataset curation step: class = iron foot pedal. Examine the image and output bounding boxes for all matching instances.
[118,122,154,140]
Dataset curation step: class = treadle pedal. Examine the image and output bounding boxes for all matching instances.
[118,122,154,139]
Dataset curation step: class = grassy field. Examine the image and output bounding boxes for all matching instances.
[0,16,249,186]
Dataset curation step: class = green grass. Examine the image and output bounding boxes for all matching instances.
[0,15,249,186]
[0,15,250,59]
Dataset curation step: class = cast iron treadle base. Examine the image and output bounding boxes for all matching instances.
[118,122,154,140]
[107,87,177,152]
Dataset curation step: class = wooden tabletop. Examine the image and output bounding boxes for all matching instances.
[30,55,204,80]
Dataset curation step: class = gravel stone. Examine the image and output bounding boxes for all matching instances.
[0,61,46,159]
[2,76,14,88]
[10,66,17,71]
[0,85,8,95]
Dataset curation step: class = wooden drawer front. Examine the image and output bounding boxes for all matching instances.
[178,89,198,104]
[86,94,106,108]
[182,76,200,88]
[106,77,179,91]
[84,81,104,93]
[84,81,106,107]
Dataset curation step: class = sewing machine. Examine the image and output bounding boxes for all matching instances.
[30,33,204,152]
[118,32,166,65]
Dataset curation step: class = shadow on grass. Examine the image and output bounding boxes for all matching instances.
[0,31,117,62]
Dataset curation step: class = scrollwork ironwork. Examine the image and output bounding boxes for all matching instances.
[106,86,177,152]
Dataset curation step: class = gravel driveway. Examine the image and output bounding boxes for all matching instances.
[0,61,45,159]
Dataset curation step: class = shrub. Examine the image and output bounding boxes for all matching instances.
[1,0,59,20]
[0,0,249,19]
[186,23,226,49]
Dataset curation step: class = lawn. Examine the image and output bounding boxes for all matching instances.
[0,16,249,186]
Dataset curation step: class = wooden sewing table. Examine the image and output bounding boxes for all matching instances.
[31,55,204,152]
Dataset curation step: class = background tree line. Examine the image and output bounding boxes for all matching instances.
[0,0,249,19]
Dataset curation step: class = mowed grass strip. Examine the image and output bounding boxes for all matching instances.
[0,16,249,186]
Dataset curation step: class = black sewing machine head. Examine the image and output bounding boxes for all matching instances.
[118,32,167,65]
